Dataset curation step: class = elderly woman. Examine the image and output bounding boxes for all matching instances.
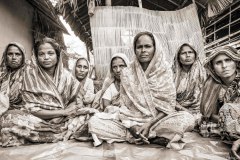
[89,32,195,149]
[200,46,240,158]
[173,43,206,125]
[92,53,129,111]
[0,38,97,147]
[0,43,25,113]
[74,57,95,107]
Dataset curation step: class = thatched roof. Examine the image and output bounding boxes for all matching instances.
[57,0,234,51]
[27,0,68,34]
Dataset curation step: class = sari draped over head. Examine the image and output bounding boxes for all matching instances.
[73,56,95,106]
[119,33,176,126]
[89,32,194,149]
[201,46,240,119]
[91,53,130,110]
[0,38,82,147]
[173,43,206,111]
[0,42,25,107]
[22,44,79,112]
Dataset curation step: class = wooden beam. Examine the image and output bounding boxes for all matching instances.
[179,0,188,9]
[86,45,90,61]
[195,1,206,9]
[167,0,180,7]
[145,0,168,10]
[70,2,86,14]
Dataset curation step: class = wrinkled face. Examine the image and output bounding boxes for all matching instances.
[179,46,196,66]
[111,57,127,80]
[212,53,237,79]
[135,35,155,63]
[75,59,89,81]
[6,45,23,70]
[37,43,58,70]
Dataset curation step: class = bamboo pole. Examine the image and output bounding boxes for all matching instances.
[138,0,142,8]
[105,0,111,6]
[86,45,90,62]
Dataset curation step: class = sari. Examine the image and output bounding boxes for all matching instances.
[0,42,26,112]
[70,56,98,141]
[89,33,195,149]
[91,53,130,111]
[173,43,206,125]
[0,41,82,147]
[73,56,95,106]
[200,46,240,138]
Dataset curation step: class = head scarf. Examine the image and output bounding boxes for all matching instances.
[73,56,90,85]
[201,46,240,118]
[173,43,206,108]
[0,42,26,105]
[73,56,95,106]
[120,31,176,120]
[91,53,130,110]
[22,37,80,110]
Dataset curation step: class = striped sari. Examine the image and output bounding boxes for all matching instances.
[173,44,206,112]
[0,43,81,147]
[0,42,26,112]
[200,46,240,138]
[173,43,206,126]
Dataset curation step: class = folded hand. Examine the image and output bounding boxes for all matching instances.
[231,139,240,159]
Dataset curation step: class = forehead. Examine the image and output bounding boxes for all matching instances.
[76,59,88,66]
[7,45,21,53]
[181,45,193,52]
[212,53,231,62]
[136,35,153,45]
[38,43,55,51]
[112,57,126,66]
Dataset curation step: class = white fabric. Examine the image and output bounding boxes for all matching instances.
[83,77,95,104]
[102,83,118,101]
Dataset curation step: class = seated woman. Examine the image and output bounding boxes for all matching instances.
[0,38,97,147]
[200,46,240,158]
[74,57,95,107]
[89,32,195,149]
[92,53,129,111]
[173,43,206,125]
[71,56,97,141]
[0,42,26,112]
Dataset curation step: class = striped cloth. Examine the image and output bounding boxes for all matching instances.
[22,49,79,111]
[0,42,26,107]
[201,46,240,119]
[173,43,206,111]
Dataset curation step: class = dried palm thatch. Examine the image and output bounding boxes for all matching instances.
[27,0,68,47]
[57,0,93,50]
[208,0,233,17]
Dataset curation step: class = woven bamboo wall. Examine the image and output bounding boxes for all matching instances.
[90,4,205,80]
